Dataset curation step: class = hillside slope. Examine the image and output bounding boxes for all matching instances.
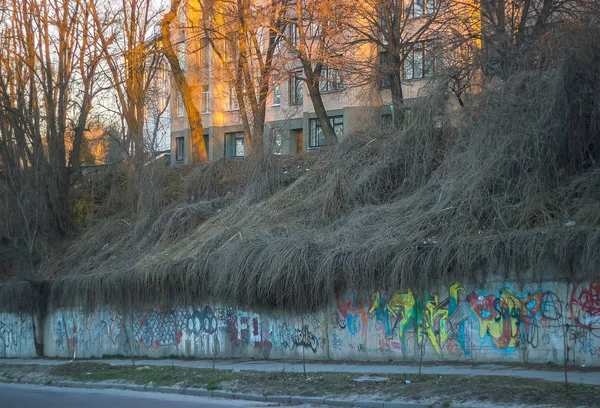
[1,30,599,313]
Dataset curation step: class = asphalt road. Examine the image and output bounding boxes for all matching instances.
[0,383,277,408]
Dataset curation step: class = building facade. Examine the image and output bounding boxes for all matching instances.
[169,1,443,164]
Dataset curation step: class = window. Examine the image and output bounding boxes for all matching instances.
[178,30,186,70]
[201,84,209,113]
[407,0,436,18]
[226,85,239,111]
[203,134,209,157]
[404,41,435,80]
[319,67,345,93]
[177,92,184,117]
[289,23,300,46]
[159,63,168,82]
[272,74,281,106]
[175,136,185,161]
[273,129,283,155]
[199,38,210,70]
[179,5,186,24]
[274,33,282,55]
[225,132,245,157]
[289,71,303,105]
[157,93,167,112]
[379,51,393,89]
[225,32,239,62]
[379,8,389,45]
[309,116,343,148]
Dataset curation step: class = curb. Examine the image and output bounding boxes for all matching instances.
[0,377,436,407]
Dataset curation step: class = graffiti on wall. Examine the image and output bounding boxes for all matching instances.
[337,293,368,336]
[187,306,218,336]
[132,306,221,349]
[37,276,600,364]
[54,308,124,353]
[467,288,543,350]
[0,314,33,357]
[570,281,600,332]
[47,305,326,358]
[87,308,123,346]
[132,307,187,348]
[332,283,580,358]
[292,324,319,352]
[362,283,472,357]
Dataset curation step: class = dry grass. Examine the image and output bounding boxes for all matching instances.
[1,27,599,313]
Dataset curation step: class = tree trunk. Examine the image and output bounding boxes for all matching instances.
[307,82,337,146]
[390,59,405,129]
[161,1,208,163]
[253,104,266,153]
[48,164,70,234]
[69,95,92,181]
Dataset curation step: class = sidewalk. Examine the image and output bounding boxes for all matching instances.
[2,358,599,386]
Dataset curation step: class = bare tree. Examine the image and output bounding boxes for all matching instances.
[0,0,105,241]
[280,0,348,146]
[342,0,445,128]
[161,0,208,162]
[90,0,163,163]
[187,0,286,155]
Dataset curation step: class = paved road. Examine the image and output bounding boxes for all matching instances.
[0,383,277,408]
[2,358,599,385]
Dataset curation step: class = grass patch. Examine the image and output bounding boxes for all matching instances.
[28,362,598,407]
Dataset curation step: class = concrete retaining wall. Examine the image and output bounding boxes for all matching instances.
[2,278,600,365]
[0,313,38,358]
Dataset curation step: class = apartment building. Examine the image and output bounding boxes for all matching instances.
[144,60,172,154]
[169,1,442,164]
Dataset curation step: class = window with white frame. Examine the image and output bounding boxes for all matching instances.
[179,5,186,24]
[404,41,435,80]
[225,132,245,157]
[201,84,209,113]
[226,85,239,110]
[289,23,299,46]
[175,136,185,161]
[177,92,184,117]
[272,73,281,106]
[274,31,282,55]
[272,129,283,155]
[406,0,436,18]
[319,67,345,93]
[159,63,167,82]
[309,116,343,148]
[289,70,303,105]
[199,38,210,70]
[178,30,186,70]
[225,31,239,62]
[379,51,392,88]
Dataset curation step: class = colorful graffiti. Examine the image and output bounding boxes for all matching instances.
[87,308,123,346]
[467,288,543,350]
[132,307,188,348]
[337,293,368,336]
[570,281,600,332]
[366,283,471,357]
[20,276,599,365]
[131,305,225,349]
[55,313,85,352]
[329,283,582,358]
